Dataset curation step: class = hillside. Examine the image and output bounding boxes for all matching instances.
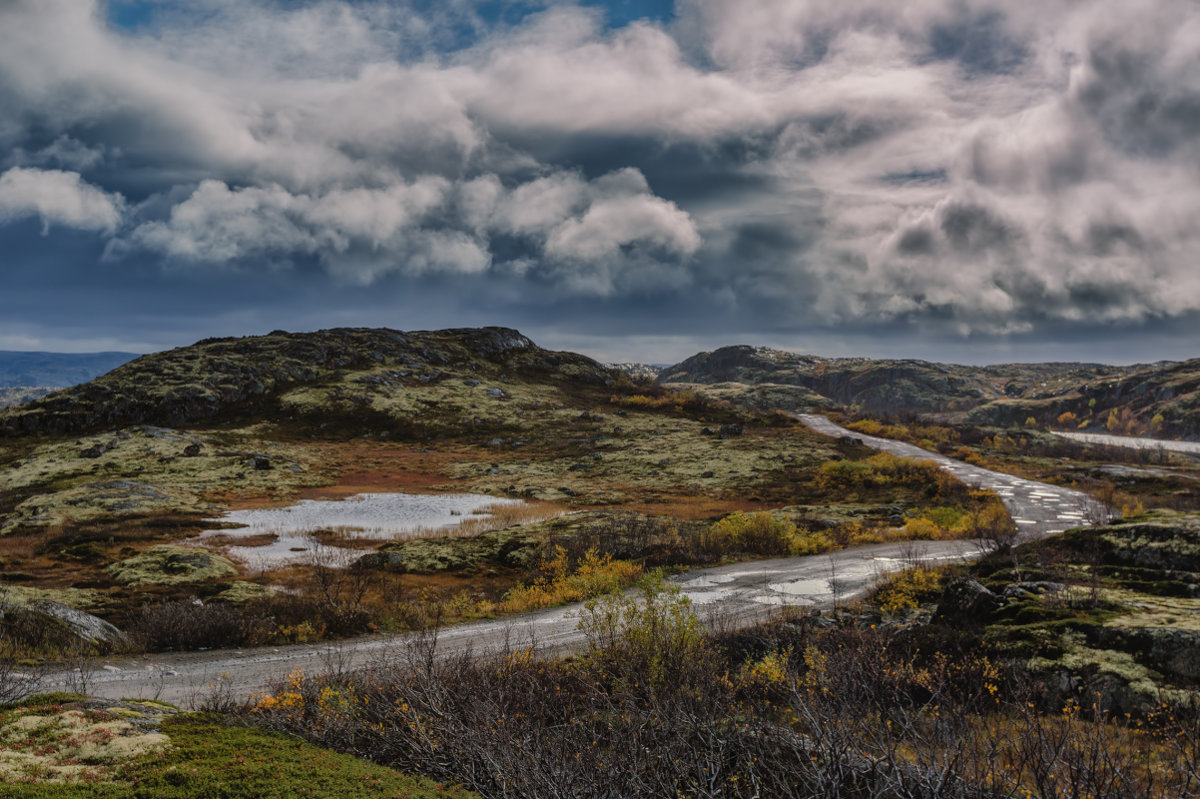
[0,350,138,389]
[660,346,1200,439]
[0,327,611,437]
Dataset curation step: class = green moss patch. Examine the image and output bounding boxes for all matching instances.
[1,703,478,798]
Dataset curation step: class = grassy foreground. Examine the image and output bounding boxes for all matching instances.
[1,694,476,799]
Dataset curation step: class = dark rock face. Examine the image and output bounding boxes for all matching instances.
[1095,627,1200,682]
[936,578,1003,621]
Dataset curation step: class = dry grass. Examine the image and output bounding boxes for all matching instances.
[395,501,564,541]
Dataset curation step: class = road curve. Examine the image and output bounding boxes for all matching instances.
[40,416,1107,705]
[45,540,981,706]
[795,413,1109,535]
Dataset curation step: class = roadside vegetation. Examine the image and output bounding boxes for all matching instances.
[241,582,1200,799]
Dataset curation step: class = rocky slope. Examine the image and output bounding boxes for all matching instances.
[661,346,1200,438]
[0,327,613,437]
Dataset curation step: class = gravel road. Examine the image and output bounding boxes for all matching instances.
[795,414,1109,535]
[42,540,981,706]
[39,414,1106,705]
[1051,430,1200,456]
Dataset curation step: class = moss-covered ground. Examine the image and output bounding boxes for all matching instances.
[0,695,476,798]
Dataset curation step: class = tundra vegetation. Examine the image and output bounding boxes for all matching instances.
[2,327,1200,797]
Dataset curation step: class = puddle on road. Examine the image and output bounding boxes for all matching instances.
[192,492,526,570]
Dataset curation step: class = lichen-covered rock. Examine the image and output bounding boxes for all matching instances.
[106,545,238,585]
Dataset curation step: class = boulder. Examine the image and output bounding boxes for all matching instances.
[718,423,744,439]
[31,601,123,645]
[936,578,1003,621]
[182,442,202,457]
[0,600,123,647]
[1002,581,1067,599]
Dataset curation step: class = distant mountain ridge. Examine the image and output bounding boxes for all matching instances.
[660,345,1200,439]
[0,351,139,389]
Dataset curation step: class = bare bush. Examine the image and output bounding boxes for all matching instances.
[244,594,1200,799]
[126,598,275,651]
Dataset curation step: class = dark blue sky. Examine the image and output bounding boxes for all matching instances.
[1,0,1198,364]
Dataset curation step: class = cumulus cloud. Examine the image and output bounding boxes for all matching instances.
[0,167,125,233]
[1,0,1200,341]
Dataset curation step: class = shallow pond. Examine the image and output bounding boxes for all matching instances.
[193,492,525,570]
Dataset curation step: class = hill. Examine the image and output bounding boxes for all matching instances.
[0,327,610,437]
[0,350,138,389]
[660,346,1200,439]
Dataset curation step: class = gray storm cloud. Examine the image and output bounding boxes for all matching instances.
[1,0,1199,336]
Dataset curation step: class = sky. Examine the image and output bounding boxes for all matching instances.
[1,0,1199,365]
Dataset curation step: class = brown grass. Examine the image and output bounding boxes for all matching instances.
[203,532,280,548]
[411,501,565,540]
[613,495,774,521]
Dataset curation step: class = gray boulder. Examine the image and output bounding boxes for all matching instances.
[0,600,123,647]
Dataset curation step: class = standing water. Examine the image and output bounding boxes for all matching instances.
[193,492,526,570]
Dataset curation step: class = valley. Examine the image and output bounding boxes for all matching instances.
[2,327,1199,798]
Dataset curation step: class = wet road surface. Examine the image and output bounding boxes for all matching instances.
[1051,430,1200,456]
[796,414,1109,535]
[41,540,982,705]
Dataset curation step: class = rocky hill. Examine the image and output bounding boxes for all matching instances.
[0,350,138,388]
[0,327,613,437]
[660,346,1200,438]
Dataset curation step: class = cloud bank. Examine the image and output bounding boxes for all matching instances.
[2,0,1199,349]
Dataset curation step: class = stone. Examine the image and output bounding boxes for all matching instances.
[80,444,106,459]
[182,443,202,457]
[2,600,125,645]
[936,578,1003,621]
[253,456,272,471]
[718,423,744,439]
[1002,581,1067,599]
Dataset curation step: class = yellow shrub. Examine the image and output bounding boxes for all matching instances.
[501,548,642,613]
[704,511,830,556]
[902,517,940,540]
[874,567,946,615]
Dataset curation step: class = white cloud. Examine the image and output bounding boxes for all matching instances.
[0,167,125,233]
[2,0,1200,333]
